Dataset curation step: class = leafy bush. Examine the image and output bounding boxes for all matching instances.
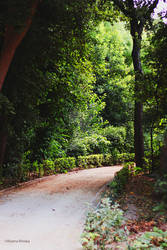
[109,162,135,194]
[129,227,167,249]
[77,153,134,169]
[103,154,113,166]
[86,135,111,155]
[81,198,126,249]
[117,153,135,164]
[32,161,44,177]
[101,126,126,154]
[45,139,67,159]
[2,151,32,184]
[67,134,111,157]
[54,157,76,173]
[66,138,88,157]
[77,154,104,168]
[43,160,55,175]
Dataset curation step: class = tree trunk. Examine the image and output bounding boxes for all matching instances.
[134,101,144,167]
[0,0,40,166]
[150,125,154,171]
[131,20,144,168]
[0,0,39,91]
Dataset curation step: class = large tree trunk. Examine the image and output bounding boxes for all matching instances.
[0,0,39,91]
[131,20,144,168]
[0,0,40,166]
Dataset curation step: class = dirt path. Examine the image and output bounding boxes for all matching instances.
[0,166,122,250]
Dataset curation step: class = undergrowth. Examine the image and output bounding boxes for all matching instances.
[81,198,128,249]
[81,164,167,249]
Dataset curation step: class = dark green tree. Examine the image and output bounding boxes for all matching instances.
[110,0,160,167]
[0,0,98,166]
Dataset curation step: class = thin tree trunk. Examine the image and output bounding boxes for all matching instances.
[0,0,39,91]
[150,125,154,171]
[131,20,144,168]
[134,101,144,167]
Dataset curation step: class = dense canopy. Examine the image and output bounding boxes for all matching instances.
[0,0,166,185]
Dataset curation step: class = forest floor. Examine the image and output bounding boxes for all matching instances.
[104,174,167,249]
[0,166,122,250]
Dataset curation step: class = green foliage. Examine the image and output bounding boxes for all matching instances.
[77,154,104,169]
[153,175,167,212]
[54,157,76,173]
[32,161,44,178]
[67,125,130,159]
[103,154,113,166]
[0,93,15,117]
[116,153,135,164]
[0,0,99,171]
[110,164,130,194]
[77,153,134,169]
[1,0,165,185]
[81,198,126,249]
[129,227,167,249]
[109,162,135,194]
[101,126,126,154]
[42,160,55,175]
[67,134,111,157]
[91,21,133,127]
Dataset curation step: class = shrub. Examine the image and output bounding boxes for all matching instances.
[109,162,135,194]
[101,126,126,154]
[86,135,111,155]
[77,153,134,169]
[54,157,76,173]
[103,154,113,166]
[129,227,167,249]
[117,153,135,164]
[81,198,126,249]
[77,154,104,169]
[33,161,44,177]
[43,160,55,175]
[66,139,87,157]
[67,134,111,157]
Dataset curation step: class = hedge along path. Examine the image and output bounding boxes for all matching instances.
[0,166,122,250]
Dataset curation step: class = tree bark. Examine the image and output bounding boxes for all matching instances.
[134,101,144,167]
[131,20,144,168]
[0,0,39,91]
[0,0,40,166]
[150,125,154,170]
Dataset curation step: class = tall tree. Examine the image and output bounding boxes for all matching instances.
[0,0,98,166]
[111,0,159,167]
[0,0,40,91]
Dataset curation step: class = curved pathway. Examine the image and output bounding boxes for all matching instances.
[0,166,122,250]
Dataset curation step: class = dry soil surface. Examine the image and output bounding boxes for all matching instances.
[0,166,122,250]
